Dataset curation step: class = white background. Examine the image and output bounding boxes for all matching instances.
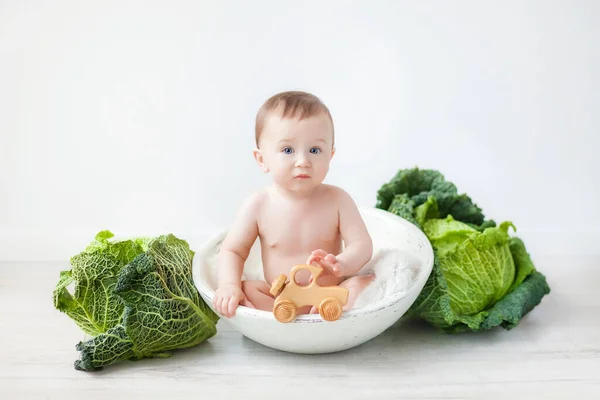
[1,0,598,261]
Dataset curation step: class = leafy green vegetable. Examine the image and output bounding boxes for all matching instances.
[74,234,218,371]
[54,231,218,371]
[376,167,550,332]
[376,168,486,226]
[53,231,147,336]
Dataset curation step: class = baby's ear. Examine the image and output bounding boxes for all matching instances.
[331,147,336,159]
[253,148,269,173]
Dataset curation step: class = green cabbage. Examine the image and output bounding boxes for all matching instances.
[54,232,218,371]
[376,168,550,332]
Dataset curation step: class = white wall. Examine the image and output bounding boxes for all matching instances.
[1,0,599,261]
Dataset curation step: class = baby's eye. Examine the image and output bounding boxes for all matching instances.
[282,147,294,154]
[310,147,321,154]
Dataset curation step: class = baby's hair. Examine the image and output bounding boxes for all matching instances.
[255,91,334,147]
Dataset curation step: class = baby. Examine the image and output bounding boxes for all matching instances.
[213,91,374,318]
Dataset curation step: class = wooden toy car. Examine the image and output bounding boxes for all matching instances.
[269,264,349,323]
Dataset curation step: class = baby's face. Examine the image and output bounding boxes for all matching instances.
[256,112,335,193]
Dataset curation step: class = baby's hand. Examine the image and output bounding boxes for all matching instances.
[306,249,345,277]
[213,285,255,318]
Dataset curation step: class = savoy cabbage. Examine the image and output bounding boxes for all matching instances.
[54,232,218,371]
[376,167,550,332]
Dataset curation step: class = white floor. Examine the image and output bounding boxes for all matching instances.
[1,255,598,399]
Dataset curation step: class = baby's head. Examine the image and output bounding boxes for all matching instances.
[253,91,336,193]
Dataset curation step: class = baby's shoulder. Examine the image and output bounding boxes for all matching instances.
[318,184,353,206]
[237,188,268,216]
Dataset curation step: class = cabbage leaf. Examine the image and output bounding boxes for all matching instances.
[53,231,146,336]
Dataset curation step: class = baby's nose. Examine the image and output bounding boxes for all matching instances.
[295,153,311,167]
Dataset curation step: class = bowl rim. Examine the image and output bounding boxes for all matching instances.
[192,207,434,324]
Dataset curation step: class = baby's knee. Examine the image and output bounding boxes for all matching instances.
[341,275,375,311]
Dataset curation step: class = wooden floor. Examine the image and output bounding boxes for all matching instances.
[1,254,598,399]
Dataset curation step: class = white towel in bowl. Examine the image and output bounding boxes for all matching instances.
[353,247,422,309]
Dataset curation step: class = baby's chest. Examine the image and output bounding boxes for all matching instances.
[259,206,340,250]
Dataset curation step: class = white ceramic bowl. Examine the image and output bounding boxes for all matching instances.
[192,206,434,354]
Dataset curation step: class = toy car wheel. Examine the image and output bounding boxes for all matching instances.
[273,300,297,323]
[319,297,343,321]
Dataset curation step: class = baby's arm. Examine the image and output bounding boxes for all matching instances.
[309,189,373,277]
[335,190,373,275]
[213,192,262,317]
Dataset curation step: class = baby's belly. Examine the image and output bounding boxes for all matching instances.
[261,248,343,287]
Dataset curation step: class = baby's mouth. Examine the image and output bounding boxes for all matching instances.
[295,174,311,179]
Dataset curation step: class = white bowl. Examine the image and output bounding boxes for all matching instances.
[192,206,434,354]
